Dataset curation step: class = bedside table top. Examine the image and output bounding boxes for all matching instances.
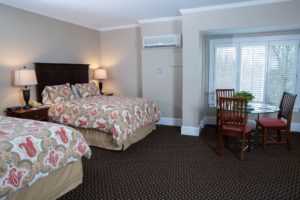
[103,93,113,96]
[6,106,50,121]
[6,106,49,114]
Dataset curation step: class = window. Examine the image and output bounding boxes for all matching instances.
[215,45,237,90]
[209,34,300,108]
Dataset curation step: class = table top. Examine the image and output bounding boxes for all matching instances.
[214,103,279,114]
[247,103,279,114]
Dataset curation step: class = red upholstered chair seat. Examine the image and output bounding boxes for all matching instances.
[256,117,287,129]
[223,124,253,133]
[255,92,297,150]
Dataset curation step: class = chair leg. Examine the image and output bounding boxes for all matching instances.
[276,130,282,142]
[286,130,292,150]
[255,123,259,144]
[216,116,219,134]
[263,128,268,149]
[240,140,245,161]
[217,132,223,156]
[248,136,251,152]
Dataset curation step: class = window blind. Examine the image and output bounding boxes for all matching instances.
[240,45,267,103]
[209,35,300,108]
[266,42,298,105]
[215,46,237,90]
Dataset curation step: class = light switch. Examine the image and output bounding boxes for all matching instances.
[156,67,162,74]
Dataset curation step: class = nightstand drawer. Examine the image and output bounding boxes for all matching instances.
[22,109,48,120]
[6,107,49,121]
[103,93,113,96]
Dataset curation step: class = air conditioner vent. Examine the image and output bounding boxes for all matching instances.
[143,34,181,48]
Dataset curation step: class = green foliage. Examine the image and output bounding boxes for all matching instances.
[232,91,255,103]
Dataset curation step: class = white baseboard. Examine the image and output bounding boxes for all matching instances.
[202,117,216,126]
[156,117,182,126]
[181,126,200,136]
[157,116,300,136]
[156,117,199,136]
[291,123,300,132]
[200,116,300,132]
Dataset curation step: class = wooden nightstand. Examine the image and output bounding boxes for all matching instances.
[103,93,113,96]
[6,107,49,121]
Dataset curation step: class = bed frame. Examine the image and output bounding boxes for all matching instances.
[10,160,82,200]
[34,62,156,150]
[8,63,90,200]
[35,63,89,102]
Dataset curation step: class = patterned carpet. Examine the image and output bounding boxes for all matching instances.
[59,125,300,200]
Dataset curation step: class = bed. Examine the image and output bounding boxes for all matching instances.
[35,63,160,150]
[0,116,91,200]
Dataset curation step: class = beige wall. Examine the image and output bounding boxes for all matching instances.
[100,27,141,97]
[182,0,300,129]
[0,4,101,114]
[2,1,299,127]
[0,3,183,121]
[99,20,183,119]
[141,20,183,119]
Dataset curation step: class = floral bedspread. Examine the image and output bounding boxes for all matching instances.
[0,116,91,199]
[48,96,160,146]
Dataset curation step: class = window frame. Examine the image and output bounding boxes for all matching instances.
[209,34,300,109]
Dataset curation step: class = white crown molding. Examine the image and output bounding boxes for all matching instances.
[138,16,182,24]
[97,15,183,32]
[179,0,291,14]
[99,24,140,32]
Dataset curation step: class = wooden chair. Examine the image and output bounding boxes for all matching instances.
[255,92,297,150]
[216,89,235,130]
[217,97,253,161]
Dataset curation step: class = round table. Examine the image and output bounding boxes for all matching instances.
[248,103,279,115]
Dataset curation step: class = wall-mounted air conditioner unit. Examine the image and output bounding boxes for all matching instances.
[143,34,182,48]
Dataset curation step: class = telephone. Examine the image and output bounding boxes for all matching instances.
[29,100,43,108]
[6,106,22,111]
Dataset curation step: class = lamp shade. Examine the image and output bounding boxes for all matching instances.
[94,68,107,80]
[14,69,37,86]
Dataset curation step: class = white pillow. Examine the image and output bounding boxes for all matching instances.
[41,88,52,105]
[71,84,80,99]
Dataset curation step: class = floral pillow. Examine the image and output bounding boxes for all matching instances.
[44,83,75,104]
[75,82,100,98]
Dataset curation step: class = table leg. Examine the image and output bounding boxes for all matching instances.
[255,113,260,146]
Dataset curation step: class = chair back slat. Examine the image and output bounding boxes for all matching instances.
[278,92,297,121]
[216,89,235,106]
[219,97,248,128]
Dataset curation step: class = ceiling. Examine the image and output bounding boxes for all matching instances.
[0,0,259,31]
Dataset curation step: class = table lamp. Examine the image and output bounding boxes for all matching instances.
[94,68,107,95]
[14,66,37,109]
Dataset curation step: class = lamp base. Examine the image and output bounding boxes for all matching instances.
[23,105,32,109]
[23,88,31,109]
[98,81,104,95]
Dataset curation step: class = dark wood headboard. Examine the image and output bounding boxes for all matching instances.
[35,63,89,102]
